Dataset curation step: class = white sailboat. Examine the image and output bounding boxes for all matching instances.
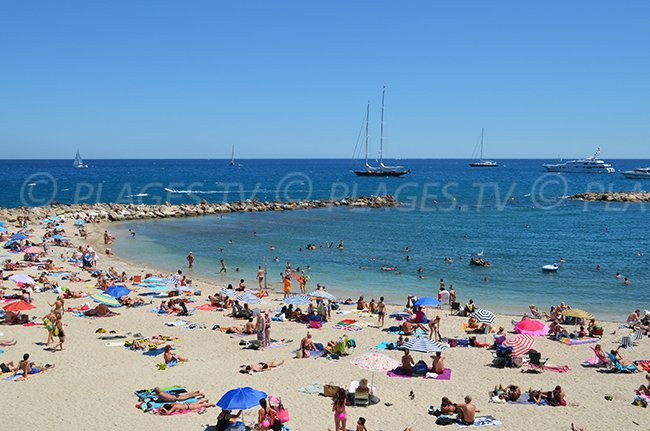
[73,150,88,168]
[229,145,235,166]
[353,87,410,177]
[469,128,498,167]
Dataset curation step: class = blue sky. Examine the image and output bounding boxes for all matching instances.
[1,1,649,159]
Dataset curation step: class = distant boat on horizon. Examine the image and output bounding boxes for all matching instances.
[469,128,498,167]
[353,87,410,177]
[229,145,235,166]
[543,147,615,173]
[621,166,650,179]
[73,149,88,168]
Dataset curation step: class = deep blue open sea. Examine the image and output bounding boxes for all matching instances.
[2,158,649,320]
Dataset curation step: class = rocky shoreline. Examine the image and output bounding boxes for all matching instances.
[567,192,650,202]
[0,195,398,223]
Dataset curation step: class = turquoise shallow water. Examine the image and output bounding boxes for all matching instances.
[112,202,650,321]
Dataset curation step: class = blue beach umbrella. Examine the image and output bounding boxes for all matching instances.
[51,234,66,240]
[216,387,267,410]
[415,297,441,307]
[91,293,122,307]
[104,285,131,298]
[0,221,4,226]
[11,233,29,241]
[0,227,7,233]
[74,220,86,226]
[283,295,311,305]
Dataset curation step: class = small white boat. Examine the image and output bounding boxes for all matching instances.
[73,149,88,168]
[621,167,650,179]
[542,264,559,272]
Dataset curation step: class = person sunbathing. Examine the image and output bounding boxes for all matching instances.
[84,304,119,317]
[159,399,214,414]
[636,373,650,396]
[466,316,480,330]
[163,345,187,365]
[401,348,415,374]
[456,395,478,425]
[240,359,284,374]
[611,347,642,370]
[545,385,566,406]
[63,289,87,299]
[153,387,205,402]
[120,296,144,307]
[0,339,17,347]
[430,352,446,374]
[300,332,317,357]
[528,389,545,404]
[440,396,457,414]
[128,338,166,351]
[400,320,415,335]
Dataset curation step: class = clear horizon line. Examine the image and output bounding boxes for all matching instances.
[0,157,648,161]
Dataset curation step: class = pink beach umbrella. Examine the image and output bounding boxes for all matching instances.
[23,246,43,254]
[502,334,535,357]
[515,319,549,336]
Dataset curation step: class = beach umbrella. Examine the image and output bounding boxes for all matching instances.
[103,285,131,298]
[175,285,194,294]
[351,352,400,371]
[471,308,496,324]
[53,225,65,230]
[23,246,43,254]
[389,311,411,319]
[220,287,238,297]
[236,292,262,305]
[0,221,4,226]
[502,334,535,357]
[400,338,446,353]
[74,219,86,226]
[415,297,441,307]
[217,387,267,410]
[11,233,28,241]
[9,274,35,285]
[144,276,163,283]
[0,227,7,233]
[563,308,593,320]
[3,300,35,312]
[515,319,549,336]
[91,293,122,307]
[283,295,311,305]
[51,234,66,240]
[309,290,337,301]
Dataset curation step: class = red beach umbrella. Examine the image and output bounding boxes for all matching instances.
[502,334,535,357]
[3,300,36,313]
[515,319,550,336]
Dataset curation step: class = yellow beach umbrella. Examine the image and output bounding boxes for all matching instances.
[563,308,593,320]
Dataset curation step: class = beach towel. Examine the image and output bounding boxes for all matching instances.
[297,382,324,394]
[22,321,44,327]
[455,416,503,428]
[383,326,426,337]
[5,367,49,381]
[635,360,650,372]
[387,367,452,380]
[559,337,599,345]
[165,320,189,327]
[196,304,217,311]
[134,386,185,400]
[374,342,398,350]
[523,363,571,373]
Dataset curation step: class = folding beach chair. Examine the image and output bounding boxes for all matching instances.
[620,335,633,350]
[606,352,638,373]
[631,328,644,346]
[354,388,370,407]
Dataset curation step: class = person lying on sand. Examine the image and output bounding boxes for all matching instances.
[240,359,284,374]
[84,304,119,317]
[153,387,205,402]
[217,318,256,334]
[159,399,214,414]
[0,339,17,347]
[62,289,88,299]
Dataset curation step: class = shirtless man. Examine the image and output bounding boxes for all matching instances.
[154,387,205,402]
[401,348,415,374]
[357,296,367,311]
[456,395,478,425]
[401,320,415,336]
[428,315,441,341]
[430,351,446,374]
[300,332,317,357]
[377,297,386,328]
[257,266,265,289]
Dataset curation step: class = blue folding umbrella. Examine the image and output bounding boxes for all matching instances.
[104,285,131,298]
[74,220,87,226]
[11,233,29,241]
[216,387,267,410]
[283,295,311,305]
[415,297,441,307]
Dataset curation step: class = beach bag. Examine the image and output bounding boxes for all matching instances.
[435,416,457,425]
[448,339,458,347]
[323,384,339,398]
[276,403,290,423]
[413,360,428,375]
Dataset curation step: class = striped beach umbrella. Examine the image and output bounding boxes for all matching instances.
[471,308,496,324]
[309,290,336,301]
[400,338,446,353]
[91,293,122,307]
[389,311,411,319]
[502,334,535,357]
[283,295,311,305]
[351,352,400,372]
[236,292,262,305]
[9,274,35,285]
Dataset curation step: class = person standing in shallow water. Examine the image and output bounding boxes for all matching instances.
[219,259,227,273]
[186,252,194,268]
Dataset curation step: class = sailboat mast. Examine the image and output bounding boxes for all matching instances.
[480,128,484,161]
[379,86,385,163]
[364,101,370,166]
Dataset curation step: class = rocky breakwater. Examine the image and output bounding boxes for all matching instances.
[568,192,650,203]
[0,195,399,223]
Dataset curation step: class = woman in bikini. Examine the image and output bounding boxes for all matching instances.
[163,345,187,366]
[159,398,214,415]
[332,387,347,431]
[257,398,277,431]
[240,359,284,374]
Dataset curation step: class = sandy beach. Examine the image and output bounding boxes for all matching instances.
[1,214,648,431]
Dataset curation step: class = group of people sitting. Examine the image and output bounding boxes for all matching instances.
[490,384,566,406]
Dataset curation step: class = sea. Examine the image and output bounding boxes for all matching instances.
[2,158,649,320]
